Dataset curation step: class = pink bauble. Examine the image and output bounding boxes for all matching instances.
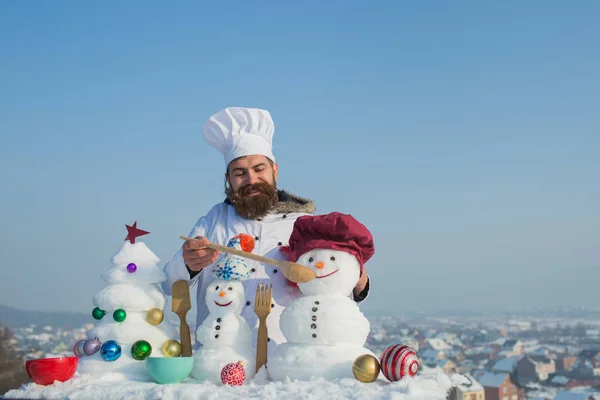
[380,344,419,382]
[73,339,87,357]
[220,360,246,386]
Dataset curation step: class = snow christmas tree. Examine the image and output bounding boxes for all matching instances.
[76,222,179,380]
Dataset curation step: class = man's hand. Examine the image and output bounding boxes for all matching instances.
[182,236,220,272]
[353,271,369,296]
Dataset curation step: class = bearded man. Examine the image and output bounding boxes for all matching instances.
[162,107,371,351]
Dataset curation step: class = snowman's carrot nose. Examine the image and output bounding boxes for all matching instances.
[315,261,325,269]
[219,291,226,297]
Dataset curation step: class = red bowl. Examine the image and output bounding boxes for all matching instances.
[25,356,78,386]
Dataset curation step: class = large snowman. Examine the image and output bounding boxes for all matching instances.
[268,212,377,381]
[190,234,257,383]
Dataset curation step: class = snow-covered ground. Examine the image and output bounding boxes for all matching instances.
[4,368,459,400]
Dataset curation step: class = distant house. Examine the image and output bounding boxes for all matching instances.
[514,355,538,385]
[471,331,489,345]
[563,375,599,390]
[436,359,458,375]
[446,348,466,364]
[515,354,556,383]
[436,332,457,342]
[554,391,596,400]
[477,371,525,400]
[528,345,564,361]
[529,355,556,381]
[418,339,453,365]
[495,349,516,359]
[447,373,485,400]
[459,360,479,375]
[572,349,600,377]
[579,350,600,366]
[418,348,447,364]
[471,369,487,380]
[466,346,496,363]
[422,338,453,352]
[436,332,465,349]
[491,356,519,374]
[489,338,524,356]
[550,375,570,387]
[557,356,578,372]
[398,336,420,352]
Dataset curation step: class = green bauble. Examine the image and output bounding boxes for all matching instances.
[92,307,105,320]
[113,308,127,322]
[131,340,152,360]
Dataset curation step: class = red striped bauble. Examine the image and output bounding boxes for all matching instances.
[380,344,419,382]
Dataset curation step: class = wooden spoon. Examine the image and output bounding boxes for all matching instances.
[171,280,193,357]
[179,235,316,284]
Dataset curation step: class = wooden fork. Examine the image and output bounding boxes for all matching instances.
[254,283,272,373]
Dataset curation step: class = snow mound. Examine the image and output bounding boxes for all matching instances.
[4,371,459,400]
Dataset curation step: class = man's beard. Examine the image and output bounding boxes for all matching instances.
[226,180,279,220]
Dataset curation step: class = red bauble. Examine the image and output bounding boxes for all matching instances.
[380,344,419,382]
[221,360,246,386]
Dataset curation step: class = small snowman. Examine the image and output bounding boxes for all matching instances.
[268,212,378,381]
[190,234,257,384]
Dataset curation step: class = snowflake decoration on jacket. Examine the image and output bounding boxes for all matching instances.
[212,234,255,281]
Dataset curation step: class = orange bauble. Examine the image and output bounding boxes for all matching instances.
[234,234,255,253]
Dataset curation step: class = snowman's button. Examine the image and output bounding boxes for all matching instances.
[251,268,256,272]
[217,318,221,323]
[215,334,219,339]
[312,334,317,338]
[312,307,318,312]
[282,214,287,219]
[277,242,282,246]
[312,316,317,321]
[273,269,278,273]
[311,324,317,329]
[246,301,251,306]
[215,325,221,330]
[268,338,271,342]
[314,301,320,305]
[271,303,275,308]
[254,236,259,240]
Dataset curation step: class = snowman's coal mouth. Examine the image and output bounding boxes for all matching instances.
[316,269,339,279]
[214,300,232,307]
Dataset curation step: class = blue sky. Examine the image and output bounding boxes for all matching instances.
[1,1,599,315]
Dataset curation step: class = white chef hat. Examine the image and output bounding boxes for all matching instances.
[203,107,276,168]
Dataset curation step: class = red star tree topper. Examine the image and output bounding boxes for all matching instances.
[125,221,150,244]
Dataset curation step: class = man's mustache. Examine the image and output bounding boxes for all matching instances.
[239,182,271,196]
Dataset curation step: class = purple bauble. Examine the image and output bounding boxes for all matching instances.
[126,263,137,273]
[83,337,102,355]
[73,339,86,357]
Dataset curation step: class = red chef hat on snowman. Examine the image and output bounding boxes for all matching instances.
[280,212,375,275]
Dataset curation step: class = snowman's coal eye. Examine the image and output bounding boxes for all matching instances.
[309,257,314,262]
[228,287,233,291]
[330,256,335,261]
[215,286,219,290]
